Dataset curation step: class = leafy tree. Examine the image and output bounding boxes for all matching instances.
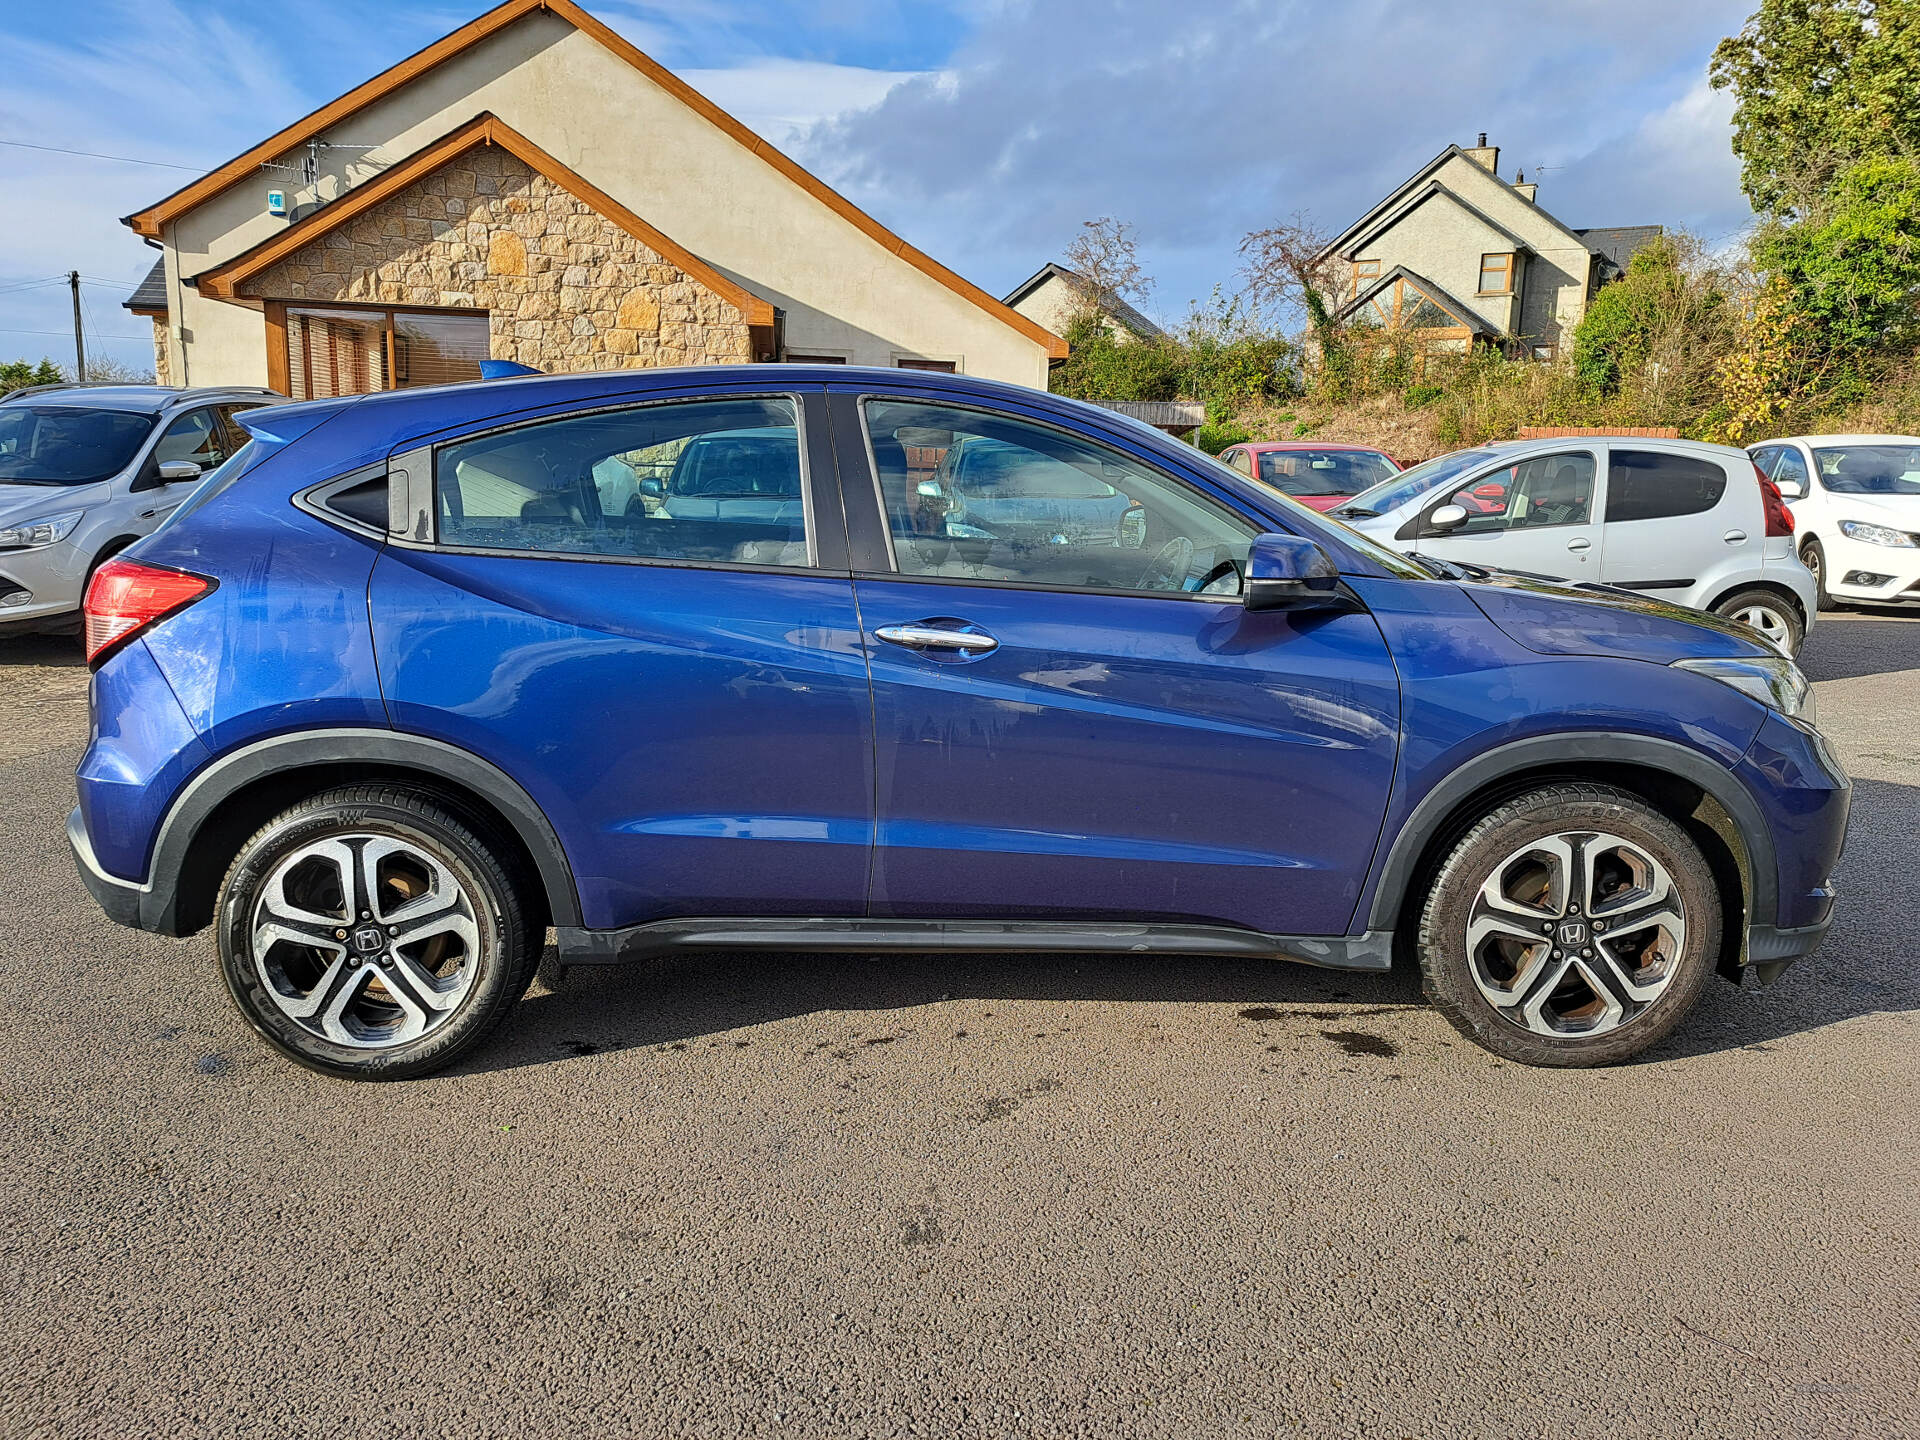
[1752,155,1920,360]
[1711,0,1920,215]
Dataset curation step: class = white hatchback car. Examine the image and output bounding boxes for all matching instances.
[1333,435,1815,653]
[1750,435,1920,609]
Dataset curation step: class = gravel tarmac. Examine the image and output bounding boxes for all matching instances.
[0,615,1915,1439]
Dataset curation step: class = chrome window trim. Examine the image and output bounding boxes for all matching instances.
[406,391,821,570]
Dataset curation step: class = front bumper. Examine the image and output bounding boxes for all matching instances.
[1729,710,1850,978]
[1823,531,1920,602]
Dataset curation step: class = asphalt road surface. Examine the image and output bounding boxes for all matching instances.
[2,611,1915,1439]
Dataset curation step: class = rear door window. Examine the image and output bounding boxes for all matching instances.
[434,396,811,567]
[1605,451,1729,523]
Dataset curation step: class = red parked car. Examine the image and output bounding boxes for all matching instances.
[1217,441,1403,512]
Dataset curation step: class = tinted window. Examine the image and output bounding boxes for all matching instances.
[1434,452,1595,533]
[863,399,1253,596]
[1812,444,1920,496]
[1771,446,1811,490]
[1256,449,1397,497]
[436,397,809,567]
[0,405,154,486]
[1606,451,1728,523]
[325,477,391,530]
[154,408,234,472]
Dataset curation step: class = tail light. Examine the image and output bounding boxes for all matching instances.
[1754,463,1796,538]
[83,556,214,666]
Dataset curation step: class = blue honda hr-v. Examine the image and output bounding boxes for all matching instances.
[67,367,1849,1079]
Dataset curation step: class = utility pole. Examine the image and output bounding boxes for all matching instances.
[68,271,85,382]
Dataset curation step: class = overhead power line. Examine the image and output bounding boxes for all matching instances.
[0,327,146,341]
[0,137,207,172]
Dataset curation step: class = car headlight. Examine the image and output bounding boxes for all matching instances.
[1837,519,1918,548]
[1672,654,1817,725]
[0,509,85,550]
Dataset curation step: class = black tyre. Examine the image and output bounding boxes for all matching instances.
[1800,537,1834,611]
[1416,784,1722,1068]
[1711,586,1805,656]
[216,785,540,1080]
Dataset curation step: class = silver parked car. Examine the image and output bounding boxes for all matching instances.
[0,384,280,638]
[1330,435,1818,654]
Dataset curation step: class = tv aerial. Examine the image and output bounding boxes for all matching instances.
[261,136,382,191]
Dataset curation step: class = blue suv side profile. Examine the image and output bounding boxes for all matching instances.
[68,368,1850,1079]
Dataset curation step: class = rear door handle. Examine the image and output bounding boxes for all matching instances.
[1566,537,1591,552]
[1724,529,1748,544]
[875,623,998,654]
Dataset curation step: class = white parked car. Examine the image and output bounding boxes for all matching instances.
[1750,435,1920,609]
[1332,435,1815,653]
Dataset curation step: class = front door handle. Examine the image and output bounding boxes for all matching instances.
[1724,529,1748,544]
[1566,537,1591,553]
[875,623,999,654]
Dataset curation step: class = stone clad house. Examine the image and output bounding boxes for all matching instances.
[1317,135,1662,359]
[121,0,1065,397]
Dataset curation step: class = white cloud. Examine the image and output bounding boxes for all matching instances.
[676,59,925,149]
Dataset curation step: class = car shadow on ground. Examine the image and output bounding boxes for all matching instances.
[459,775,1915,1076]
[1801,608,1920,682]
[0,634,83,668]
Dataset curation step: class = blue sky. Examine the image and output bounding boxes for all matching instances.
[0,0,1757,375]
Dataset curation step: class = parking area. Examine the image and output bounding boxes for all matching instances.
[1,614,1915,1439]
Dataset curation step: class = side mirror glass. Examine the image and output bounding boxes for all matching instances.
[1243,533,1344,613]
[1428,503,1468,532]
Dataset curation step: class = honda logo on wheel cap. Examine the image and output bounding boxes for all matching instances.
[1557,920,1589,948]
[350,925,386,955]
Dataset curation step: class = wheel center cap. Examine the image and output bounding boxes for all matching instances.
[350,924,386,956]
[1557,920,1589,948]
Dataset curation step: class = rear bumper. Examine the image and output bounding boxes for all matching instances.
[69,806,156,931]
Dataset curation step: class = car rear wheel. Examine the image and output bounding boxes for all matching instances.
[1712,587,1804,655]
[1416,783,1721,1067]
[216,786,541,1080]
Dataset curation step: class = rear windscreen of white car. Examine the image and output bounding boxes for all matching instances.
[1606,451,1728,523]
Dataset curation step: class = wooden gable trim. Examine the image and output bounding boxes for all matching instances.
[190,113,776,328]
[125,0,1067,359]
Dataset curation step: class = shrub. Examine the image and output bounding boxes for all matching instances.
[1194,420,1251,455]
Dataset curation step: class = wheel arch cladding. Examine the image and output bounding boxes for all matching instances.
[1367,734,1761,981]
[147,730,579,936]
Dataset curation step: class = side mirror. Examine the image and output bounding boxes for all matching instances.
[1776,476,1807,500]
[159,459,204,482]
[639,476,665,499]
[1427,503,1468,532]
[1243,533,1343,612]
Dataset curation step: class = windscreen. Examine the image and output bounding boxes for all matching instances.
[1813,444,1920,496]
[1336,448,1498,516]
[0,405,155,485]
[1256,449,1398,497]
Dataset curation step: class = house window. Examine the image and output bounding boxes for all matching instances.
[1478,253,1514,295]
[896,358,958,373]
[784,352,847,364]
[1351,259,1381,299]
[284,305,488,400]
[1362,278,1464,333]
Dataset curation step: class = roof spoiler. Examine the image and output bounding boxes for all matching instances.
[479,360,544,380]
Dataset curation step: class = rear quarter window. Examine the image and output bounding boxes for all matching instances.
[1605,451,1730,523]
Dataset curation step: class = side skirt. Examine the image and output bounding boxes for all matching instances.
[555,917,1395,971]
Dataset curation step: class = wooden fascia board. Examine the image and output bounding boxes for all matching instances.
[126,0,1065,360]
[192,114,776,328]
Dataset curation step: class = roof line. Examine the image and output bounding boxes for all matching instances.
[1340,182,1535,259]
[123,0,1065,358]
[1318,143,1598,262]
[190,113,776,328]
[1001,261,1165,339]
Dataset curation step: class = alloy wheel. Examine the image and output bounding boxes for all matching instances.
[1729,601,1794,652]
[249,833,481,1049]
[1464,831,1686,1037]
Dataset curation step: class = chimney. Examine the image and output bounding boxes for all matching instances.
[1513,167,1538,203]
[1464,133,1500,173]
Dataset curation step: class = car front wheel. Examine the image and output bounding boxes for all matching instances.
[216,785,541,1080]
[1416,783,1721,1067]
[1800,537,1834,611]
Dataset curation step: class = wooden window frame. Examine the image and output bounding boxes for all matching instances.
[1478,252,1515,296]
[274,300,489,400]
[1351,259,1381,300]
